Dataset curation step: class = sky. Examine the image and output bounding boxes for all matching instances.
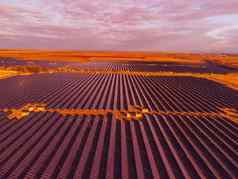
[0,0,238,53]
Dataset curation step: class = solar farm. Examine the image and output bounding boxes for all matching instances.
[0,59,238,179]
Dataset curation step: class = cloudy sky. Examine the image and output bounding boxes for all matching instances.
[0,0,238,53]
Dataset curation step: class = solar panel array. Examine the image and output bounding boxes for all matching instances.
[0,62,238,179]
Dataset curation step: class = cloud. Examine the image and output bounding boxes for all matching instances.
[0,0,237,53]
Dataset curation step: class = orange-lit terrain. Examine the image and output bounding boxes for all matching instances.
[1,49,238,65]
[0,69,31,80]
[0,50,238,178]
[0,49,210,63]
[1,50,238,90]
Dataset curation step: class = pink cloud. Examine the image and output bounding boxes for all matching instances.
[0,0,237,53]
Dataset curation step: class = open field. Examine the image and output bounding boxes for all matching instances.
[0,69,31,80]
[1,49,238,66]
[0,56,237,178]
[0,70,18,80]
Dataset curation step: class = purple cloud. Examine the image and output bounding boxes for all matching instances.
[0,0,237,53]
